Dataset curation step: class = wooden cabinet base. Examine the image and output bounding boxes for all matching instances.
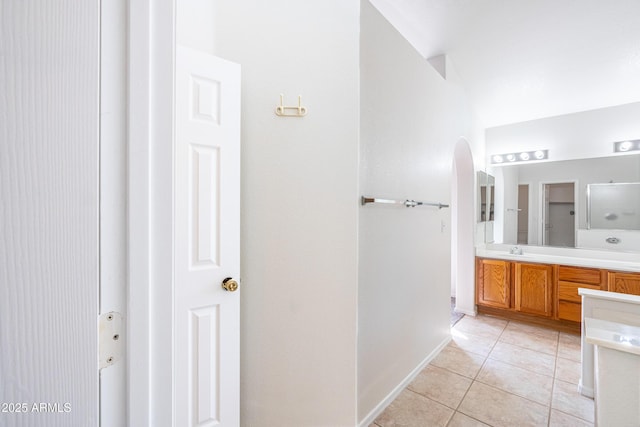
[477,305,581,335]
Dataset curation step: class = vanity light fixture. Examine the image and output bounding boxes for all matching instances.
[490,149,548,165]
[613,139,640,153]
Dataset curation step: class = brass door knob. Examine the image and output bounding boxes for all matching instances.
[221,277,238,292]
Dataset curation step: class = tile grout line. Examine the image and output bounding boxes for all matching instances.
[445,317,510,426]
[464,319,559,423]
[376,315,588,427]
[547,330,561,426]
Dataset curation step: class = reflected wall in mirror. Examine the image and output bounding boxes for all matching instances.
[490,154,640,248]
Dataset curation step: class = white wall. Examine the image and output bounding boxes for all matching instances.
[486,102,640,163]
[197,2,360,426]
[359,2,476,422]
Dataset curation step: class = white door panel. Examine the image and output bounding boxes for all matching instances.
[175,46,241,427]
[0,2,99,426]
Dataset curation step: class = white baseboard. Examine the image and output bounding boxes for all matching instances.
[358,336,452,427]
[578,381,594,398]
[454,306,477,316]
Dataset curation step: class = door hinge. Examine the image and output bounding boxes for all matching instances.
[99,311,123,370]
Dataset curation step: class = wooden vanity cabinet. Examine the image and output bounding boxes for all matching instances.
[476,259,553,317]
[556,266,606,322]
[608,271,640,296]
[476,258,511,309]
[475,257,615,331]
[514,263,553,317]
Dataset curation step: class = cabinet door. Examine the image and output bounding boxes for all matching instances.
[515,263,553,317]
[609,272,640,296]
[477,259,511,309]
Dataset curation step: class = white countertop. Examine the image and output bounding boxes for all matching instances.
[476,244,640,272]
[585,317,640,356]
[579,287,640,303]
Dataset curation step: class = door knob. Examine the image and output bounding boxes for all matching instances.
[221,277,239,292]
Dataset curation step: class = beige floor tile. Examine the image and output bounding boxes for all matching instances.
[476,358,553,405]
[447,412,490,427]
[499,327,558,355]
[555,356,580,385]
[558,332,581,362]
[374,316,592,427]
[458,382,549,427]
[374,389,453,427]
[552,379,595,423]
[450,328,498,357]
[505,321,560,341]
[453,315,508,340]
[549,409,594,427]
[488,341,556,376]
[408,365,472,409]
[430,345,486,379]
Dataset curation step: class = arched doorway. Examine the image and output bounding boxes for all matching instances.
[451,138,476,315]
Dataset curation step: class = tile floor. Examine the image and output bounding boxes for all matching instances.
[371,315,594,427]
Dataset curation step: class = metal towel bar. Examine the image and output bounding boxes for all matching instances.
[361,196,449,209]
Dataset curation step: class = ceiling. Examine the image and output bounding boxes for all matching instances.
[369,0,640,128]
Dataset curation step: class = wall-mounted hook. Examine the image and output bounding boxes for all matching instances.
[275,94,307,117]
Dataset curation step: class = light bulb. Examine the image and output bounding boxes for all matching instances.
[506,154,516,162]
[493,155,504,163]
[619,141,633,152]
[519,152,530,161]
[534,150,545,159]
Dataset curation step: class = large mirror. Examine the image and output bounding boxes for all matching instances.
[489,153,640,249]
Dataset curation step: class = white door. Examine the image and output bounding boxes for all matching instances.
[175,46,241,426]
[1,2,99,426]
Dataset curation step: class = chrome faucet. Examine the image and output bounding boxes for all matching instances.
[510,246,523,255]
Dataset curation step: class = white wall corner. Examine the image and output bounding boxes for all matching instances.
[357,336,451,427]
[427,54,447,80]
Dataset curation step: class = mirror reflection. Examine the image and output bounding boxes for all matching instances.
[478,171,487,222]
[477,171,495,223]
[489,154,640,249]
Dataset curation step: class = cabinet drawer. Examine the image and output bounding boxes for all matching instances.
[558,301,582,322]
[558,266,602,285]
[558,281,601,303]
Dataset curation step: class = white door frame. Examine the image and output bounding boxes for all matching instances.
[100,0,128,425]
[452,138,477,316]
[538,180,578,247]
[128,1,176,425]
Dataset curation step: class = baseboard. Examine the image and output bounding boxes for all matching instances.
[578,381,594,398]
[358,335,452,427]
[454,306,477,316]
